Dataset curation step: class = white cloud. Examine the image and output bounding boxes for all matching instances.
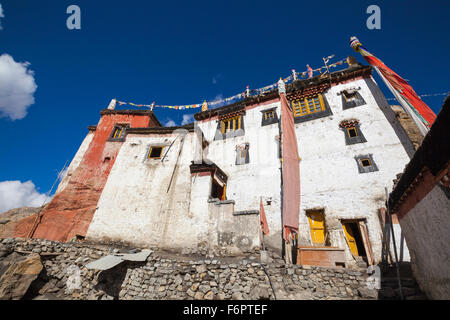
[0,4,4,30]
[0,180,51,214]
[181,114,194,125]
[165,119,176,127]
[0,54,38,120]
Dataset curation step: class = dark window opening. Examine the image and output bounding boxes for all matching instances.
[340,90,366,110]
[108,124,130,142]
[348,127,358,137]
[211,179,226,200]
[355,154,378,174]
[360,158,371,167]
[148,146,164,159]
[112,127,124,139]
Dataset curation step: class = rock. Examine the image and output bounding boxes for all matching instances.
[204,291,214,300]
[231,292,243,300]
[194,291,204,300]
[0,253,43,300]
[357,287,378,299]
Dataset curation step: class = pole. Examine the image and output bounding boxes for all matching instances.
[385,187,404,300]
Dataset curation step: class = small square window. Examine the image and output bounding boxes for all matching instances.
[108,124,129,141]
[343,91,357,102]
[355,154,378,174]
[340,90,366,110]
[360,158,371,167]
[261,108,278,127]
[264,111,275,120]
[148,146,164,159]
[348,127,358,138]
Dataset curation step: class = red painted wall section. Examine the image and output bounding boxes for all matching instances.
[14,111,160,242]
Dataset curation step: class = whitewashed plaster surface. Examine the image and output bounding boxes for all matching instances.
[85,75,413,264]
[399,186,450,299]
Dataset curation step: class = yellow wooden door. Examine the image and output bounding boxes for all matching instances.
[307,211,325,245]
[343,223,359,256]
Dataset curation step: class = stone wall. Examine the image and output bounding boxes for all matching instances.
[0,238,378,300]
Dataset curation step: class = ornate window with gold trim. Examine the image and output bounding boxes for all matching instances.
[221,115,242,134]
[292,94,325,118]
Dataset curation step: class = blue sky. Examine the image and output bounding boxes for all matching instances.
[0,0,449,211]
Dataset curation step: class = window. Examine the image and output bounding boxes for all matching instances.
[340,89,366,110]
[292,94,325,117]
[211,179,226,200]
[343,91,358,102]
[108,124,130,141]
[348,127,358,138]
[236,144,249,165]
[290,93,332,123]
[261,108,279,126]
[148,146,164,159]
[264,110,275,120]
[355,154,379,174]
[112,127,125,139]
[360,158,371,167]
[221,115,242,134]
[214,113,245,140]
[340,120,367,145]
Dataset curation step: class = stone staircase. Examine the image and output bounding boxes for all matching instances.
[379,262,427,300]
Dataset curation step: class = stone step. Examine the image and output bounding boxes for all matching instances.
[381,277,417,287]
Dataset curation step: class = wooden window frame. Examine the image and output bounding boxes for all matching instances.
[108,124,130,142]
[260,107,279,127]
[221,115,242,134]
[214,112,245,140]
[360,158,371,167]
[355,154,379,174]
[292,94,325,118]
[147,146,164,159]
[264,110,274,120]
[347,127,358,138]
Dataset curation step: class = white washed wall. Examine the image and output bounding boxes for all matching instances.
[399,186,450,299]
[86,76,412,263]
[86,132,202,250]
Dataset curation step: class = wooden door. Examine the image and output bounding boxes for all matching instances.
[342,223,359,256]
[307,211,326,245]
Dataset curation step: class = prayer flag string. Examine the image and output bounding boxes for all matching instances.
[116,57,348,110]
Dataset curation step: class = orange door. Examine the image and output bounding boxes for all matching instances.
[307,211,326,245]
[342,223,359,256]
